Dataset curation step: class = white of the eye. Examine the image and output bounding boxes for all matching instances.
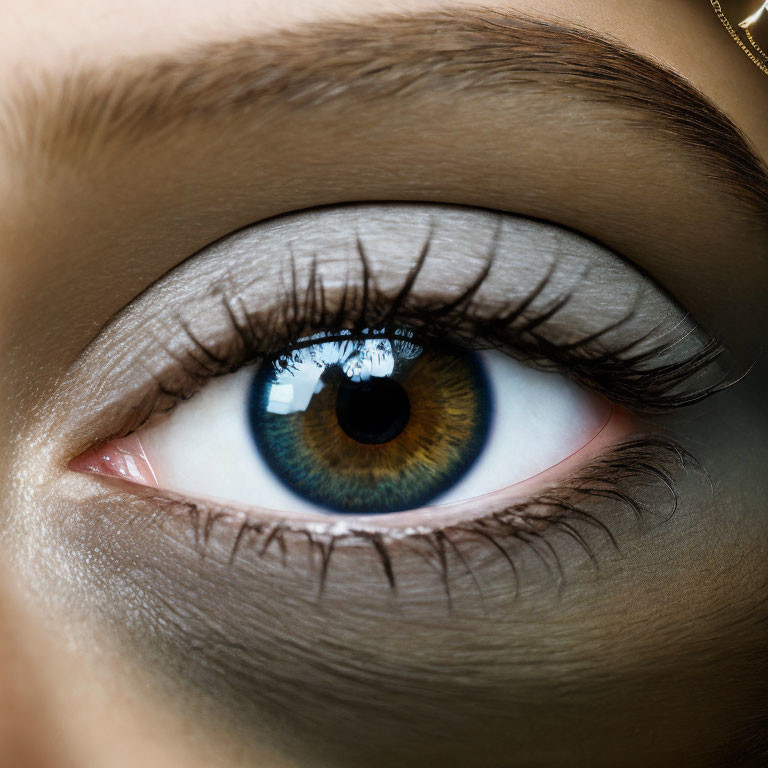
[432,350,609,506]
[138,351,609,515]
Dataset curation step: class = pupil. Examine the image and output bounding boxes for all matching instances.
[335,375,410,445]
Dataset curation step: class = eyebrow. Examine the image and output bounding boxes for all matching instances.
[5,9,768,219]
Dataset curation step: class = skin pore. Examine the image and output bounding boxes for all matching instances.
[1,1,768,767]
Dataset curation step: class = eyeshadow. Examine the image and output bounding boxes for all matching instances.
[53,203,732,459]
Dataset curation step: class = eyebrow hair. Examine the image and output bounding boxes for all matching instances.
[5,9,768,220]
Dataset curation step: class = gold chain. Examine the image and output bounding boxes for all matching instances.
[710,1,768,76]
[745,26,768,61]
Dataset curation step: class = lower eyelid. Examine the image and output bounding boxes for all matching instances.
[93,424,697,606]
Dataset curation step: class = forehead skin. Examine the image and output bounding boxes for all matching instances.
[0,1,767,767]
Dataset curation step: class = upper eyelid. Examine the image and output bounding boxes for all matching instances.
[51,203,735,459]
[206,244,731,413]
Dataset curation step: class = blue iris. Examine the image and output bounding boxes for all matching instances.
[249,330,491,514]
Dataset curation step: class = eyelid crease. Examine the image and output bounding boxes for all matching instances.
[56,204,741,459]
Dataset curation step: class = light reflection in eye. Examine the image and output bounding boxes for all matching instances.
[71,326,613,518]
[264,328,421,415]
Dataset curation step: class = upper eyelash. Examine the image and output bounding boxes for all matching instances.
[146,230,735,422]
[142,435,703,608]
[516,320,730,412]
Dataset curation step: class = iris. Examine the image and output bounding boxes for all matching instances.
[249,329,491,513]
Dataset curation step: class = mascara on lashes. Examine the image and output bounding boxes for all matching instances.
[127,435,703,599]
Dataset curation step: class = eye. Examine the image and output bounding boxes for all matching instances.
[67,203,726,540]
[75,327,611,516]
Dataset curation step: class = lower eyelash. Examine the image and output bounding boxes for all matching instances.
[448,436,696,595]
[140,435,704,608]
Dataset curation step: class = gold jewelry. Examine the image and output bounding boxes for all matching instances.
[745,27,768,61]
[710,1,768,76]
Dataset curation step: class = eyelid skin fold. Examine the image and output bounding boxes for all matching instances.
[58,203,732,457]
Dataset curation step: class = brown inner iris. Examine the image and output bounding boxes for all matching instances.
[298,350,482,491]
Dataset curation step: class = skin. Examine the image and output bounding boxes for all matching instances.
[1,1,767,767]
